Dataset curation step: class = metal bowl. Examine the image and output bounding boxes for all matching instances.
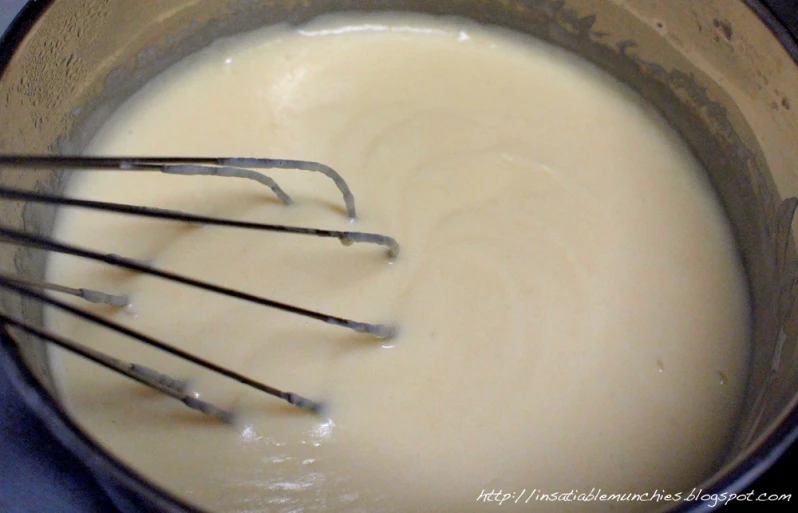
[2,1,798,511]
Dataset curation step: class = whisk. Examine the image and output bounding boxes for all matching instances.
[0,155,400,424]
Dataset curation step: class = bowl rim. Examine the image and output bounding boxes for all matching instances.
[1,4,217,510]
[1,1,797,511]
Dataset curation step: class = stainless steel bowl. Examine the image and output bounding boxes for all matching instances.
[2,1,798,511]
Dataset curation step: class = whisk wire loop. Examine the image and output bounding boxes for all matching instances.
[0,155,357,219]
[0,186,399,258]
[0,312,238,423]
[0,154,397,420]
[0,223,395,338]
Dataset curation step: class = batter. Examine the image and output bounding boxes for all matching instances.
[46,14,751,513]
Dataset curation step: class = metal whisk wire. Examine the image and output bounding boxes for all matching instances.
[0,155,400,423]
[0,155,358,219]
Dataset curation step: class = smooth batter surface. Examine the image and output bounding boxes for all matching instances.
[47,14,751,513]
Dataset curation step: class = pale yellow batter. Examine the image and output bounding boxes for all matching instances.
[46,14,751,513]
